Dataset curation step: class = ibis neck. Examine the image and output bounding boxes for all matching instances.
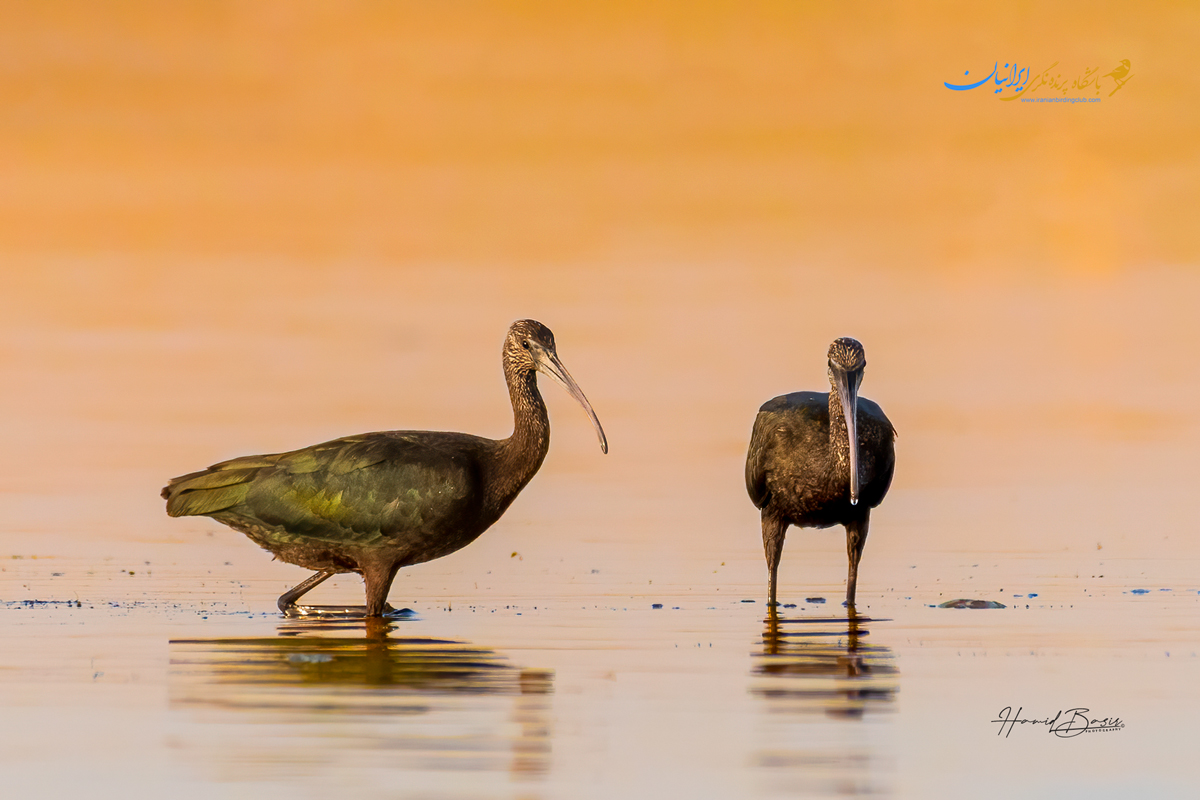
[828,388,852,481]
[492,365,550,507]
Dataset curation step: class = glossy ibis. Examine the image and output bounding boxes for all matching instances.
[162,319,607,617]
[745,337,895,608]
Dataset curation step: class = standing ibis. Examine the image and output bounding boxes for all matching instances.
[745,337,895,608]
[163,320,607,617]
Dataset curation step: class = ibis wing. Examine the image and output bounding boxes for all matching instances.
[745,393,829,510]
[164,434,483,545]
[162,465,265,517]
[745,412,776,509]
[245,435,481,543]
[856,400,898,507]
[857,397,897,440]
[744,419,772,506]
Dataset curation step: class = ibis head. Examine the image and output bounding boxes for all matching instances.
[505,320,608,454]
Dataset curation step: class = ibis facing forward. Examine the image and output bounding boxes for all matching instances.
[745,337,895,608]
[162,320,607,617]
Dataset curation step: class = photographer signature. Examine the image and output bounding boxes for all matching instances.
[993,706,1125,738]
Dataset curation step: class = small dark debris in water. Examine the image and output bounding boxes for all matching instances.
[782,603,797,608]
[938,599,1006,609]
[8,599,84,609]
[805,597,826,604]
[741,599,755,603]
[652,603,663,609]
[590,569,600,574]
[1028,593,1038,598]
[1130,589,1150,595]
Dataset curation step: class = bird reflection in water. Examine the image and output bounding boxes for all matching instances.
[750,611,898,796]
[753,609,897,718]
[169,619,552,780]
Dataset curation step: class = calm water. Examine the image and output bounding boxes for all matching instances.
[1,540,1197,799]
[2,262,1199,799]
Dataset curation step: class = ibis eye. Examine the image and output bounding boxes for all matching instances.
[521,340,531,350]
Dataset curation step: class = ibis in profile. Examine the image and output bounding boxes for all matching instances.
[163,320,607,617]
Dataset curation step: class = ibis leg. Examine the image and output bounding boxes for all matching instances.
[845,512,870,607]
[278,569,337,615]
[762,511,788,608]
[363,563,401,618]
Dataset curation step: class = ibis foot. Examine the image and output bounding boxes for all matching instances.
[276,569,338,616]
[276,569,407,618]
[281,602,401,619]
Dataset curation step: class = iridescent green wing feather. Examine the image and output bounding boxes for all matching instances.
[165,434,481,547]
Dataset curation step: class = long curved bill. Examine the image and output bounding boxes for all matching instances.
[832,367,859,505]
[534,348,609,454]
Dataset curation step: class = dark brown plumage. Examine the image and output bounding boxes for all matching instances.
[746,337,895,608]
[162,320,607,617]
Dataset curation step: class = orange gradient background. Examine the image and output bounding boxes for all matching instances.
[3,1,1197,561]
[2,1,1195,268]
[2,4,1199,797]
